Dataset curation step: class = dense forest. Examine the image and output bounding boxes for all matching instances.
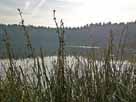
[0,21,136,57]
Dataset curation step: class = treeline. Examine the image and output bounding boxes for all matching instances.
[1,21,136,29]
[0,21,136,58]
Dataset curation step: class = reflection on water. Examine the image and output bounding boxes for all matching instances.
[0,56,132,78]
[66,45,100,49]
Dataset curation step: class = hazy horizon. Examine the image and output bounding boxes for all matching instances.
[0,0,136,27]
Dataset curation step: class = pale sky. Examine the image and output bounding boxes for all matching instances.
[0,0,136,27]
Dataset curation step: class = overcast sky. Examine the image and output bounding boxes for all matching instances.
[0,0,136,27]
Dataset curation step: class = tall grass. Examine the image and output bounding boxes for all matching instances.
[0,9,136,102]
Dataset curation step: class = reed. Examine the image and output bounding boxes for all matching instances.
[0,9,135,102]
